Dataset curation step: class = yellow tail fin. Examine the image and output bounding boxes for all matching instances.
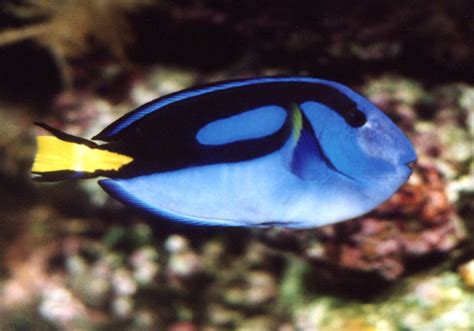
[32,136,133,174]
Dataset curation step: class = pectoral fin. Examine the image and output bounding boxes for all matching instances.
[284,104,331,181]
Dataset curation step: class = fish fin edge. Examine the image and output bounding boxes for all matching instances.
[99,179,248,227]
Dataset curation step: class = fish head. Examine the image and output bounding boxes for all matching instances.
[301,96,416,185]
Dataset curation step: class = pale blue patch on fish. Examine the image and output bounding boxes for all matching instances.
[196,105,287,145]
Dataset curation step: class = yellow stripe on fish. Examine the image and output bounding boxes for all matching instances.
[291,103,303,143]
[32,136,133,173]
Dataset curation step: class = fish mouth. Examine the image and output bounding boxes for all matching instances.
[404,160,416,171]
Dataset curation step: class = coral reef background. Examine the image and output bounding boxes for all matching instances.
[0,0,472,330]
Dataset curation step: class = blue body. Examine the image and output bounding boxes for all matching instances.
[95,77,416,228]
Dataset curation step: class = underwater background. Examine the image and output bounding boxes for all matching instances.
[0,0,473,330]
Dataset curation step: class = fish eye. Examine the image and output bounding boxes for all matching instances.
[345,109,367,128]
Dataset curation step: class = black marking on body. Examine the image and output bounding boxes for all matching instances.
[102,81,362,178]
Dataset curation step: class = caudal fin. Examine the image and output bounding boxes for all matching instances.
[32,123,133,182]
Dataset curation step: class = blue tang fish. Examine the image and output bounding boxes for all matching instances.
[32,76,416,228]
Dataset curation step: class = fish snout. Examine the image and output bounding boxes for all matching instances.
[399,141,417,177]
